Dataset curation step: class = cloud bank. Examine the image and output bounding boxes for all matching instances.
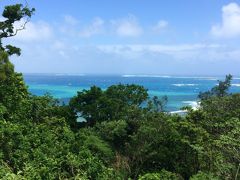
[111,15,143,37]
[3,2,240,75]
[211,2,240,38]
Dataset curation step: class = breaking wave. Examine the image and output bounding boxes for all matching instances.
[122,75,171,78]
[232,84,240,87]
[172,84,198,87]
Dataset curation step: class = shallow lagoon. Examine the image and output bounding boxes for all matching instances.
[24,74,240,111]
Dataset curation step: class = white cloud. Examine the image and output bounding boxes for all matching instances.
[97,44,221,57]
[111,15,143,37]
[13,42,240,75]
[64,15,79,25]
[152,20,168,32]
[52,41,66,50]
[211,2,240,38]
[13,21,53,42]
[98,44,240,64]
[79,17,104,38]
[97,43,233,62]
[51,41,69,58]
[58,50,69,58]
[0,17,6,21]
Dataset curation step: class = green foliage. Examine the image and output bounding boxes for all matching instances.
[0,4,35,56]
[190,171,220,180]
[0,104,7,119]
[76,129,114,163]
[0,3,240,179]
[138,169,182,180]
[0,3,34,117]
[147,95,168,112]
[105,84,148,106]
[70,84,148,126]
[96,120,128,149]
[0,51,14,81]
[0,46,28,118]
[186,84,240,179]
[125,113,206,179]
[198,74,232,100]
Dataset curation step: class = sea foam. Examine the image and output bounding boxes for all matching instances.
[232,84,240,87]
[122,75,171,78]
[182,101,200,110]
[169,110,187,114]
[172,84,198,87]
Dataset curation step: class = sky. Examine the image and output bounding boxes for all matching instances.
[1,0,240,75]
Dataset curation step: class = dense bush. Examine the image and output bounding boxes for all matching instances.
[0,3,239,180]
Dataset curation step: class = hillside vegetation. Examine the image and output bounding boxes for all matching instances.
[0,3,239,180]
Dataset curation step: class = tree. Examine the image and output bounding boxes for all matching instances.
[0,3,35,56]
[147,95,168,112]
[190,171,219,180]
[0,3,121,179]
[139,169,183,180]
[95,120,129,150]
[1,2,240,179]
[69,86,104,126]
[198,74,232,100]
[105,84,148,106]
[0,3,35,115]
[69,84,148,126]
[188,84,240,179]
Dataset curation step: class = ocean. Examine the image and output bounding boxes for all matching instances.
[23,74,240,112]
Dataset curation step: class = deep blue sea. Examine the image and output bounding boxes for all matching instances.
[23,74,240,112]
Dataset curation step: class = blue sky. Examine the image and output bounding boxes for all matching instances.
[1,0,240,75]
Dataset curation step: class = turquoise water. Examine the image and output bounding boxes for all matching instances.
[24,74,240,111]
